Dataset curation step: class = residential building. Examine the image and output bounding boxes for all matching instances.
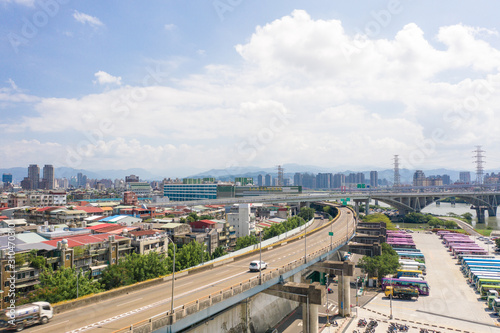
[40,164,54,190]
[459,171,471,184]
[127,182,152,198]
[234,177,253,186]
[264,174,272,186]
[413,170,426,186]
[2,174,12,184]
[227,203,255,238]
[125,229,168,255]
[122,191,138,205]
[333,173,345,189]
[316,173,332,189]
[257,174,264,186]
[125,175,140,183]
[370,171,378,188]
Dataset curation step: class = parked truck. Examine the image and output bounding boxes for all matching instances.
[0,301,53,331]
[384,286,419,300]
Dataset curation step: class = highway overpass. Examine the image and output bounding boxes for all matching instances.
[25,208,356,333]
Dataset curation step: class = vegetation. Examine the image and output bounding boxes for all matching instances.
[475,229,493,236]
[402,212,457,229]
[187,212,200,223]
[28,250,47,269]
[262,216,306,239]
[211,246,227,259]
[298,207,315,221]
[495,238,500,249]
[235,235,259,250]
[361,213,397,230]
[23,267,104,304]
[358,243,400,281]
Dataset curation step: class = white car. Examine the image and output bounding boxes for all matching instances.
[249,260,268,272]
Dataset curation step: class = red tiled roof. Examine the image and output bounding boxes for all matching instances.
[76,206,104,214]
[86,223,111,230]
[0,216,7,220]
[128,229,163,237]
[42,233,127,247]
[37,206,64,212]
[199,219,216,224]
[93,225,126,233]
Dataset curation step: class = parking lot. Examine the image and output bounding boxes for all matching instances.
[341,232,500,333]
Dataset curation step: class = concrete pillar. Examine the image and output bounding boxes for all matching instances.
[302,303,319,333]
[337,274,351,317]
[374,200,379,206]
[354,202,359,216]
[306,202,311,208]
[293,272,302,283]
[365,199,370,216]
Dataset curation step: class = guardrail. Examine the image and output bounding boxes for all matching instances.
[112,212,355,333]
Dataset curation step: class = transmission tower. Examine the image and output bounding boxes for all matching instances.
[393,155,401,187]
[473,146,485,185]
[276,165,284,186]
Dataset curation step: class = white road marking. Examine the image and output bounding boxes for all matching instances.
[117,298,142,306]
[30,320,69,332]
[67,271,250,332]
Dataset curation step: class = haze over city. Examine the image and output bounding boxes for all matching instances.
[2,1,500,177]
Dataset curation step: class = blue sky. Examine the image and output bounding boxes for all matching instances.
[2,0,500,177]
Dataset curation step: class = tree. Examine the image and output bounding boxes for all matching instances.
[212,246,227,259]
[298,207,315,221]
[358,243,399,280]
[495,238,500,249]
[28,267,104,304]
[235,235,259,250]
[461,213,473,222]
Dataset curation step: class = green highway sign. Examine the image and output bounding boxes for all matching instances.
[329,232,334,236]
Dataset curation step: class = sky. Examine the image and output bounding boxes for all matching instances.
[1,0,500,177]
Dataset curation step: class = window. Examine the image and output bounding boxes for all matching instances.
[112,259,116,264]
[66,254,71,260]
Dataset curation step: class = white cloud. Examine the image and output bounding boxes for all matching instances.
[0,0,35,7]
[93,71,122,86]
[164,23,176,31]
[73,11,104,28]
[4,11,500,173]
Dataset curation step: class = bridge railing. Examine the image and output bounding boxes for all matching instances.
[112,231,354,333]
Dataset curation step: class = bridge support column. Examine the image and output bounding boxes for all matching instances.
[365,199,370,216]
[475,206,486,223]
[338,274,351,317]
[302,303,319,333]
[374,199,379,206]
[354,202,359,216]
[488,206,497,217]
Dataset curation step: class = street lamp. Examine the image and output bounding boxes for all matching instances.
[259,232,263,284]
[304,221,307,263]
[389,278,393,319]
[326,273,330,326]
[166,235,176,315]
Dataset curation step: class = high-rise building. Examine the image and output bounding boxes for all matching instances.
[2,173,12,184]
[316,173,332,189]
[293,173,303,187]
[413,170,426,186]
[41,164,54,190]
[333,173,345,188]
[264,174,272,186]
[355,172,365,185]
[257,174,264,186]
[370,171,378,188]
[28,164,40,190]
[302,173,316,189]
[441,174,451,185]
[459,171,471,184]
[125,174,140,183]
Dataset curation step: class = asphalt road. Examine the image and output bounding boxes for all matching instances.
[22,209,355,333]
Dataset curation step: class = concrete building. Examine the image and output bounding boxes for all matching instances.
[316,173,332,189]
[413,170,426,186]
[126,229,168,255]
[41,164,54,190]
[459,171,471,184]
[333,173,345,189]
[227,203,255,238]
[264,174,272,186]
[127,182,152,198]
[2,174,12,185]
[370,171,378,188]
[257,174,264,186]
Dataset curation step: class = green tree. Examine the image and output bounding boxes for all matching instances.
[495,238,500,249]
[298,207,315,221]
[235,235,259,250]
[28,267,103,303]
[461,213,473,222]
[211,246,227,259]
[358,243,399,280]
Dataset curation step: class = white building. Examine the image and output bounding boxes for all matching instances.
[227,203,255,238]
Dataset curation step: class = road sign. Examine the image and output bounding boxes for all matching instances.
[329,232,334,236]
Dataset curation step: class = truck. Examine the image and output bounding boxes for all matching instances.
[0,301,53,331]
[487,290,499,310]
[384,286,419,300]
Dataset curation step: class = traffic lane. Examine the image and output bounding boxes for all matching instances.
[27,211,352,332]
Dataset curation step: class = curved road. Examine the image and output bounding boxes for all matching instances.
[24,208,355,333]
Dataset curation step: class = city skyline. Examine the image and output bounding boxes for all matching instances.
[2,1,500,176]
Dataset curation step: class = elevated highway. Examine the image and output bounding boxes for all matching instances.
[26,208,356,333]
[154,190,500,222]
